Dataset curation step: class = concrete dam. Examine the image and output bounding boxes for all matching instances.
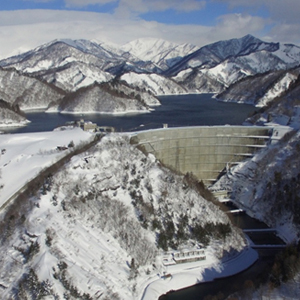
[131,126,272,184]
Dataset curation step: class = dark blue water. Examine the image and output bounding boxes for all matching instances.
[2,94,256,133]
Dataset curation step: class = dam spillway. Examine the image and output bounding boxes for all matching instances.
[131,126,272,184]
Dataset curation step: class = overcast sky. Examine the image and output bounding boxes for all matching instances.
[1,0,300,59]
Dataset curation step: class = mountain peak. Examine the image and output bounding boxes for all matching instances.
[121,38,199,70]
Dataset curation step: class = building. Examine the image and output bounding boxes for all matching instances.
[162,248,206,266]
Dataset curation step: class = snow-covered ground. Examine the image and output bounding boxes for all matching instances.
[0,128,93,209]
[141,246,258,300]
[0,130,252,300]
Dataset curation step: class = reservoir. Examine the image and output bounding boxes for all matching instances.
[2,94,257,133]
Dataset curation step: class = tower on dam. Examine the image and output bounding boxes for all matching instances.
[131,126,272,185]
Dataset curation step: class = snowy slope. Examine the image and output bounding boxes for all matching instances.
[0,68,64,111]
[174,50,292,93]
[52,81,160,114]
[0,132,245,300]
[0,39,126,73]
[213,126,300,243]
[166,34,280,76]
[274,43,300,66]
[122,38,199,70]
[173,68,225,93]
[121,72,187,95]
[40,61,114,92]
[0,107,29,127]
[0,128,93,208]
[216,68,300,106]
[169,35,300,94]
[257,72,297,106]
[0,39,159,83]
[57,85,148,114]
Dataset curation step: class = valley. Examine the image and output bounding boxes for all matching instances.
[1,34,300,299]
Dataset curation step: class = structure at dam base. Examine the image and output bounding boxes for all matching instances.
[131,126,272,184]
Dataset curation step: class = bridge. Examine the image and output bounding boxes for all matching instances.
[131,125,272,184]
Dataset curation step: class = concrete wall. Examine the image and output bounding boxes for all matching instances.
[132,126,272,184]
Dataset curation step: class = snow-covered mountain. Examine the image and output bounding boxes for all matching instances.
[0,99,29,127]
[0,68,65,111]
[0,39,160,89]
[37,61,114,92]
[0,131,245,299]
[52,81,160,114]
[166,35,280,76]
[169,35,300,93]
[1,34,300,120]
[121,72,187,95]
[121,38,199,71]
[216,68,300,107]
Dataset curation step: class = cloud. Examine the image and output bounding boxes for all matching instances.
[64,0,205,13]
[0,9,210,59]
[64,0,117,7]
[215,0,300,24]
[23,0,56,2]
[0,8,297,60]
[211,13,266,40]
[269,23,300,45]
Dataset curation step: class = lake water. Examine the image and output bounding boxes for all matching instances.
[2,94,257,134]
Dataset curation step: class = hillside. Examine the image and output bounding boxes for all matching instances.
[0,99,29,127]
[0,68,65,111]
[121,38,199,71]
[0,132,245,300]
[216,68,300,107]
[51,81,160,114]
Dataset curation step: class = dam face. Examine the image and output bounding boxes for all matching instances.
[131,126,272,184]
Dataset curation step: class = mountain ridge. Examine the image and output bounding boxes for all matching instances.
[1,34,300,117]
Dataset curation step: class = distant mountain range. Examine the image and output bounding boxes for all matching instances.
[1,34,300,125]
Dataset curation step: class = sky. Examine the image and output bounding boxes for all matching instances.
[0,0,300,59]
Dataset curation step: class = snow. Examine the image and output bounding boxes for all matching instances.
[173,68,193,81]
[274,44,300,65]
[121,38,199,69]
[0,131,250,299]
[141,246,258,300]
[213,122,300,244]
[24,60,53,73]
[0,128,93,209]
[256,72,297,107]
[121,72,187,95]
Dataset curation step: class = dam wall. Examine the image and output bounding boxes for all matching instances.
[131,126,272,184]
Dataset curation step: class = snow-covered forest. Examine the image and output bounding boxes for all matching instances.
[0,132,245,299]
